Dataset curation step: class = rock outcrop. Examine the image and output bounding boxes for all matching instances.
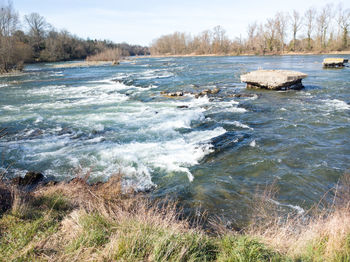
[240,70,308,90]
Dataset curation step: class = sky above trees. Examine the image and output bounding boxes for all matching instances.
[7,0,350,45]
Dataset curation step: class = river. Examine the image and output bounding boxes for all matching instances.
[0,55,349,223]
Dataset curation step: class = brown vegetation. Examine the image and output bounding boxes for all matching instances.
[86,48,122,62]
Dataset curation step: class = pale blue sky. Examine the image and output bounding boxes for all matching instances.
[6,0,350,45]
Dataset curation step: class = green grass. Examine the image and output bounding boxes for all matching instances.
[109,219,217,261]
[66,212,112,252]
[0,193,72,261]
[216,235,284,262]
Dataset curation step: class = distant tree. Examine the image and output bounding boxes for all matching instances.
[305,7,316,50]
[274,12,289,52]
[264,18,277,52]
[212,25,230,54]
[197,30,212,54]
[336,5,350,49]
[0,1,23,72]
[0,0,18,37]
[24,12,50,57]
[291,10,303,51]
[246,22,257,52]
[316,5,333,49]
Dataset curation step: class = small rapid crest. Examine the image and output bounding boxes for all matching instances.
[321,99,350,111]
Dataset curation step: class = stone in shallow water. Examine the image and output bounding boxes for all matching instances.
[322,58,348,68]
[240,70,308,90]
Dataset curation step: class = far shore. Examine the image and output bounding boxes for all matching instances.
[143,50,350,58]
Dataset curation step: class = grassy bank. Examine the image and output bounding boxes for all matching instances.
[1,175,350,261]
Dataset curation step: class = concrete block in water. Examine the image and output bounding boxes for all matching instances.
[322,58,348,68]
[240,70,308,90]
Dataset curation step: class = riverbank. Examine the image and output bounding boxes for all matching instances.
[146,50,350,58]
[1,174,350,261]
[0,70,28,78]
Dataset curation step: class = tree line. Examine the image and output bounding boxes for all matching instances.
[150,4,350,56]
[0,2,149,73]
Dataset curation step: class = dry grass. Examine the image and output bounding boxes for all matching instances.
[86,48,122,62]
[243,174,350,261]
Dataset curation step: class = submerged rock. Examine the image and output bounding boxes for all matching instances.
[227,93,257,98]
[195,88,220,98]
[161,91,185,97]
[12,171,44,186]
[240,70,307,90]
[161,87,220,99]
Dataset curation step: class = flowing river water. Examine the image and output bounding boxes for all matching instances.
[0,55,349,223]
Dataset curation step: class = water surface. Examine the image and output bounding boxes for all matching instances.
[0,55,349,223]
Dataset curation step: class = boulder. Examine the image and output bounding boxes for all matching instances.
[240,70,308,90]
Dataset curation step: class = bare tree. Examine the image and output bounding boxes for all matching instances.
[317,4,333,49]
[291,10,303,51]
[0,1,18,37]
[247,22,257,52]
[275,12,289,52]
[25,12,49,39]
[0,1,21,72]
[193,30,212,54]
[212,25,230,54]
[24,12,50,55]
[264,18,277,52]
[336,4,350,49]
[305,7,316,50]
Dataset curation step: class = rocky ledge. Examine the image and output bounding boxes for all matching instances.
[240,70,308,90]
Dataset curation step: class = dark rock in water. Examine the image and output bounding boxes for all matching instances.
[177,105,189,109]
[12,171,44,186]
[195,88,220,98]
[161,91,184,97]
[26,129,44,138]
[228,93,257,98]
[211,88,220,94]
[162,87,220,99]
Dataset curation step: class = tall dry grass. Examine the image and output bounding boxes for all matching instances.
[86,48,122,62]
[243,174,350,261]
